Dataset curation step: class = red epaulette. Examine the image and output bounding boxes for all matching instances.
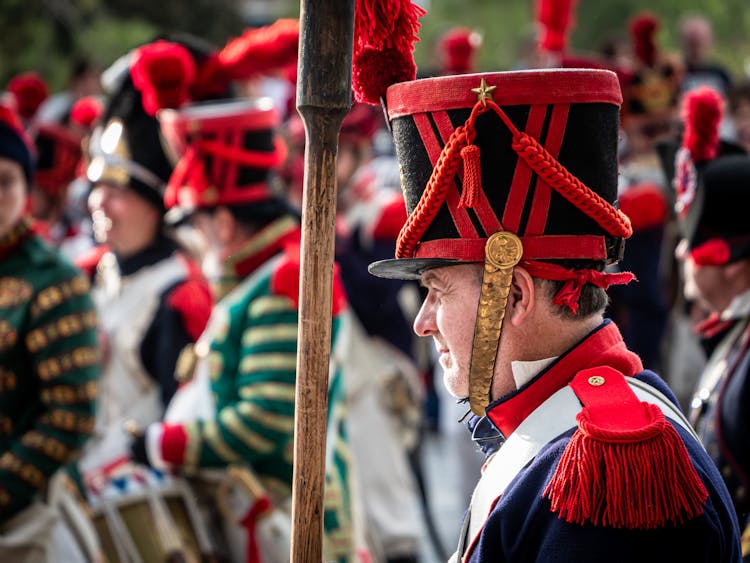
[543,366,708,530]
[270,243,348,316]
[74,245,109,280]
[166,256,213,341]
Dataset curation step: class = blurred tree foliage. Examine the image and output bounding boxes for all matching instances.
[0,0,253,89]
[1,0,748,93]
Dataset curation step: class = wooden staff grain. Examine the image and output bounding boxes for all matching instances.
[292,1,354,562]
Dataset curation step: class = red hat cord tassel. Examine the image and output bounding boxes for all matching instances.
[459,144,481,208]
[522,261,635,314]
[543,367,708,529]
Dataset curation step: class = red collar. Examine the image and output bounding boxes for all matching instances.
[486,322,643,437]
[222,216,300,281]
[0,219,32,261]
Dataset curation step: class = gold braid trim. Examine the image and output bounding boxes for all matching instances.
[0,278,33,308]
[40,381,98,405]
[37,347,99,381]
[30,276,90,318]
[39,410,95,434]
[0,452,46,489]
[468,232,523,416]
[21,431,71,463]
[26,310,98,353]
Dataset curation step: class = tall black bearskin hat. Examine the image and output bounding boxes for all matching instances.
[86,35,221,211]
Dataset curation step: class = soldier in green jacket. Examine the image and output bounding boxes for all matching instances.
[130,95,358,561]
[0,103,99,561]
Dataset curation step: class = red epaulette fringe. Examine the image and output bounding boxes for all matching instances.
[543,366,708,529]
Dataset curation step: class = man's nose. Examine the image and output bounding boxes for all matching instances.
[675,238,689,262]
[413,296,436,337]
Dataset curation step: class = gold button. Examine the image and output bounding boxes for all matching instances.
[588,375,605,386]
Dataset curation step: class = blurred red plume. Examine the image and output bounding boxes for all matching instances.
[7,71,49,121]
[130,40,197,116]
[537,0,577,53]
[629,12,659,67]
[219,19,300,81]
[70,96,104,130]
[682,86,723,162]
[439,27,482,74]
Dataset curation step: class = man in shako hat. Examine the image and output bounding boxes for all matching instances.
[124,20,359,562]
[366,68,741,561]
[0,102,99,561]
[675,86,750,559]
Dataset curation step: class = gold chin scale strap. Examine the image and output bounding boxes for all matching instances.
[468,231,523,416]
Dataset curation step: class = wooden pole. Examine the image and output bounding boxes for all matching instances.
[292,1,354,562]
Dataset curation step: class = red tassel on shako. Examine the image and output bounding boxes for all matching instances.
[352,0,426,105]
[543,366,708,529]
[459,144,481,208]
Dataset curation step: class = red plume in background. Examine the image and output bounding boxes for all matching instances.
[629,12,659,67]
[219,19,300,81]
[7,71,49,121]
[130,41,197,116]
[353,0,426,105]
[536,0,577,53]
[70,96,104,130]
[682,86,723,162]
[618,182,667,232]
[438,27,482,74]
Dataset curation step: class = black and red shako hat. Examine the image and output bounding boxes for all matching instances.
[159,97,288,219]
[680,154,750,266]
[369,68,632,282]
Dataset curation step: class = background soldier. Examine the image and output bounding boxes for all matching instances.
[675,86,750,560]
[0,103,99,562]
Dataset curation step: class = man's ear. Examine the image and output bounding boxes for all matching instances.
[508,266,536,327]
[213,206,237,246]
[724,259,750,284]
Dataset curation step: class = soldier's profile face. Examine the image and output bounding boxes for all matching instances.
[414,264,482,399]
[678,239,734,313]
[88,183,161,256]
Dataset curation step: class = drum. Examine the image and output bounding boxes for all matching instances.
[86,466,214,563]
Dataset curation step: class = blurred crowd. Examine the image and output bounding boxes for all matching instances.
[1,6,750,563]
